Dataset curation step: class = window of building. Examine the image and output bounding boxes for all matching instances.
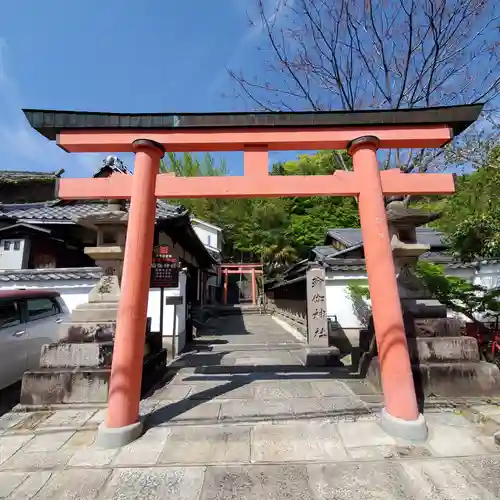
[3,241,11,251]
[0,300,21,329]
[13,241,21,251]
[207,235,212,247]
[27,298,60,321]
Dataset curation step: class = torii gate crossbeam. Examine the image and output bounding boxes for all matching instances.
[24,104,483,447]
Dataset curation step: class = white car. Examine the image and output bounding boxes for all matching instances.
[0,289,69,390]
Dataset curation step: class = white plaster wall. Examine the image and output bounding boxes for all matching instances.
[0,272,189,352]
[325,271,368,330]
[324,262,500,328]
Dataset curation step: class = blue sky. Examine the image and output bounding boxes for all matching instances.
[0,0,297,176]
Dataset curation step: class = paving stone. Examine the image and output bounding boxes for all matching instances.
[186,381,254,400]
[320,397,368,416]
[425,411,477,428]
[200,464,314,500]
[290,398,326,419]
[7,413,52,432]
[9,471,52,500]
[252,421,348,462]
[2,451,74,471]
[159,424,251,464]
[113,427,170,466]
[401,459,494,499]
[342,379,379,396]
[310,380,354,398]
[458,456,500,497]
[62,430,97,449]
[0,413,28,432]
[68,447,118,467]
[336,419,396,448]
[150,384,193,401]
[471,404,500,424]
[148,400,222,425]
[32,469,111,500]
[0,472,27,498]
[307,462,411,499]
[36,410,96,430]
[219,400,294,423]
[100,467,205,500]
[85,409,107,427]
[252,381,317,399]
[346,446,397,460]
[0,434,34,466]
[22,431,74,453]
[426,423,489,457]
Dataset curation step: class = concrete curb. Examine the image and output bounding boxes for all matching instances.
[380,408,428,442]
[96,420,143,448]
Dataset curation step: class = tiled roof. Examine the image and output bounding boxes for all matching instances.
[0,267,102,282]
[323,255,477,271]
[326,227,448,248]
[0,200,186,222]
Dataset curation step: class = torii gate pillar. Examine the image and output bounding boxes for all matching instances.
[349,137,424,438]
[98,139,164,447]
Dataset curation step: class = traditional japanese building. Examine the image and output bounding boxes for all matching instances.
[0,160,218,352]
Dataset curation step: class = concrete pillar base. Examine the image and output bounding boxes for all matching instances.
[96,420,143,448]
[379,407,428,442]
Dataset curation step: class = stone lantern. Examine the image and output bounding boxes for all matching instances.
[362,197,500,399]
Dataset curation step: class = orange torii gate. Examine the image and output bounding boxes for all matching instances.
[220,263,263,305]
[24,104,482,447]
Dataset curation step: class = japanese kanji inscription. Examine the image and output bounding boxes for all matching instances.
[306,265,329,347]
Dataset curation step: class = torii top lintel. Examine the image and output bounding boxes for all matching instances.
[23,104,483,200]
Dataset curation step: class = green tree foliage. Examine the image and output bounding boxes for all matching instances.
[436,146,500,261]
[160,150,359,271]
[348,263,500,324]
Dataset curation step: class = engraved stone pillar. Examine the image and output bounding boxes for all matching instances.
[300,264,341,366]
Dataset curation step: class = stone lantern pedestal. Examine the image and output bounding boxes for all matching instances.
[20,202,166,405]
[364,199,500,399]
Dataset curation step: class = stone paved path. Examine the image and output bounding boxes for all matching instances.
[3,314,500,498]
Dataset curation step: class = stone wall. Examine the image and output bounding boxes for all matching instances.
[266,277,307,337]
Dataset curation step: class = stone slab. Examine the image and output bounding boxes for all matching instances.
[367,357,500,397]
[299,347,341,367]
[8,471,52,500]
[68,447,118,467]
[100,467,205,500]
[252,381,317,399]
[412,336,480,362]
[458,456,500,498]
[426,423,489,457]
[200,464,314,500]
[35,409,97,430]
[219,400,294,423]
[20,369,110,405]
[39,343,112,368]
[307,462,412,499]
[1,451,74,471]
[112,427,170,466]
[336,419,397,448]
[400,459,491,499]
[0,434,34,466]
[0,472,27,498]
[310,380,355,398]
[22,431,74,453]
[251,421,348,462]
[159,424,251,464]
[31,469,111,500]
[147,401,222,426]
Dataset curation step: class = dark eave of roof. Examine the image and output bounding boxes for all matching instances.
[23,104,483,141]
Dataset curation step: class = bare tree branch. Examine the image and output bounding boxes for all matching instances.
[230,0,500,172]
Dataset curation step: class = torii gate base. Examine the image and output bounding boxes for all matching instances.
[23,105,483,447]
